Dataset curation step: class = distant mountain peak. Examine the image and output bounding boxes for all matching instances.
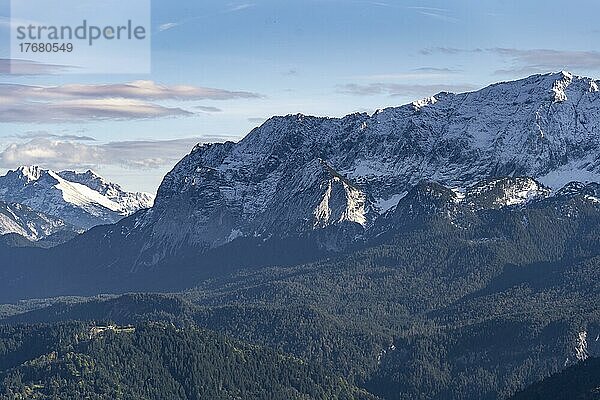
[0,166,154,229]
[14,165,45,182]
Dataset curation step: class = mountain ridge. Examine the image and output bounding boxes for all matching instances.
[0,166,154,229]
[123,71,600,264]
[0,200,77,242]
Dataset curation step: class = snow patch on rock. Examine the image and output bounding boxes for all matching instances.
[552,71,573,102]
[375,193,407,213]
[576,331,589,362]
[412,95,438,110]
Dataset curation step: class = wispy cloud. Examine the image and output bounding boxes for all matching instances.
[158,22,180,32]
[419,47,469,56]
[410,8,459,23]
[248,117,266,124]
[15,131,97,141]
[407,6,448,12]
[420,47,600,75]
[0,137,229,170]
[490,48,600,75]
[0,98,192,123]
[337,82,478,97]
[0,81,262,101]
[154,3,255,34]
[412,67,462,73]
[352,68,460,81]
[369,2,391,7]
[227,3,255,12]
[361,4,458,23]
[0,16,40,30]
[0,58,78,75]
[0,81,262,123]
[195,105,223,112]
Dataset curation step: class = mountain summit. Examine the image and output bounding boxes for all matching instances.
[0,166,154,229]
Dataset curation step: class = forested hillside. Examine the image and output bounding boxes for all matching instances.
[0,322,374,400]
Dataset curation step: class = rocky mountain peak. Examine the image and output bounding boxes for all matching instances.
[0,166,154,229]
[13,165,46,182]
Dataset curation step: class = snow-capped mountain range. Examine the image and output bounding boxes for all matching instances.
[0,166,154,231]
[3,71,600,263]
[117,71,600,262]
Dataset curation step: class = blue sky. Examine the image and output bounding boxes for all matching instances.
[1,0,600,192]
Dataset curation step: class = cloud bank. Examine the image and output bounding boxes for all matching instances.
[0,80,262,123]
[337,82,478,97]
[420,47,600,75]
[0,137,226,170]
[0,58,77,75]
